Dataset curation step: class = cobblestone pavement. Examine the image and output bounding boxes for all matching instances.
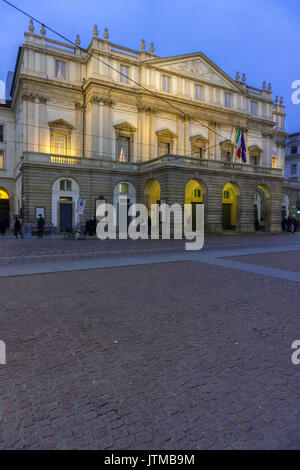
[0,235,300,449]
[226,250,300,273]
[0,233,299,266]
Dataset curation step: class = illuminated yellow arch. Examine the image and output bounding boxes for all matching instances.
[257,184,270,198]
[222,182,240,227]
[0,188,9,200]
[185,179,204,204]
[256,184,271,229]
[144,179,160,212]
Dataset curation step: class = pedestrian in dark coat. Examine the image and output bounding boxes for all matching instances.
[14,216,23,239]
[37,214,45,238]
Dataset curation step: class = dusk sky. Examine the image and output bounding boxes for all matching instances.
[0,0,299,132]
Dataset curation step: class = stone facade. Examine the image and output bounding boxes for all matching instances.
[283,132,300,221]
[0,22,287,232]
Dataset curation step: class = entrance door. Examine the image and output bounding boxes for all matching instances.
[222,204,232,230]
[60,203,72,232]
[0,200,9,222]
[254,206,259,230]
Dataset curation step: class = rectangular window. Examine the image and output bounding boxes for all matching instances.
[223,190,230,199]
[192,147,203,158]
[272,156,277,168]
[195,85,202,101]
[159,142,170,156]
[120,65,129,83]
[251,101,257,115]
[119,183,129,194]
[55,61,66,80]
[251,155,258,166]
[291,146,298,155]
[0,151,4,169]
[225,93,231,108]
[291,164,297,175]
[162,75,170,92]
[60,180,72,191]
[0,125,3,142]
[53,134,67,155]
[118,137,130,162]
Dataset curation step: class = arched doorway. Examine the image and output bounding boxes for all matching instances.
[254,191,262,230]
[0,188,10,225]
[255,185,271,231]
[185,179,204,231]
[282,193,289,218]
[113,182,136,228]
[144,179,161,213]
[222,182,240,230]
[52,178,80,231]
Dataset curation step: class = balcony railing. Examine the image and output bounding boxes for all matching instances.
[22,152,283,177]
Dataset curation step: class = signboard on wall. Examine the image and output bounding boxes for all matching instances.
[76,198,86,215]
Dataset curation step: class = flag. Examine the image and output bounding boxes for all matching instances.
[241,130,247,163]
[236,126,241,158]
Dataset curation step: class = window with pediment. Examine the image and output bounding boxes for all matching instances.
[49,119,73,156]
[248,145,262,166]
[190,135,208,158]
[114,122,136,162]
[156,129,176,156]
[220,140,235,162]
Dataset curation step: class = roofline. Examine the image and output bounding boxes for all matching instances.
[10,46,22,100]
[142,51,244,94]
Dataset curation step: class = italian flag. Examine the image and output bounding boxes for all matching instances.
[236,126,242,158]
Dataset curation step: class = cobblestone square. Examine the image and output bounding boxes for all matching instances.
[0,234,300,449]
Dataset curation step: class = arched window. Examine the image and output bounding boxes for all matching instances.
[60,179,73,191]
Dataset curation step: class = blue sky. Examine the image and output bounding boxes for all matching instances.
[0,0,299,132]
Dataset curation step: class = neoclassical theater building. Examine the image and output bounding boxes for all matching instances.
[0,21,287,233]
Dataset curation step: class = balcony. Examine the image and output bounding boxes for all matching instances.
[22,152,283,178]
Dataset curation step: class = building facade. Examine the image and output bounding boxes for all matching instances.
[283,132,300,220]
[0,21,287,233]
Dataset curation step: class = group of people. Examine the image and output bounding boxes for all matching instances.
[12,214,45,239]
[2,213,300,238]
[282,215,298,233]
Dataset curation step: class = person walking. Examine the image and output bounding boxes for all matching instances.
[14,216,23,239]
[37,214,45,238]
[292,215,297,233]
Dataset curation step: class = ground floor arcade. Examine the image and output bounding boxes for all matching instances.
[15,164,284,233]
